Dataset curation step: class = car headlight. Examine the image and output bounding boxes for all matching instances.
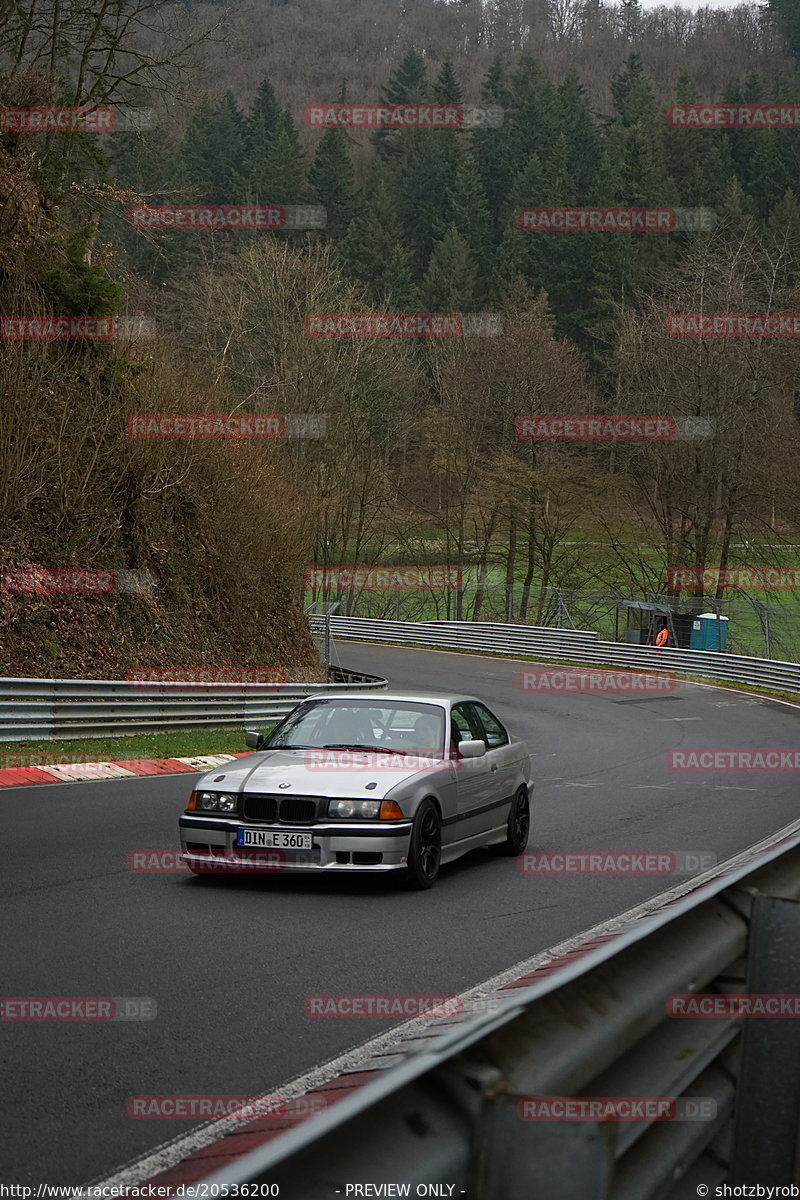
[328,799,382,819]
[197,791,237,812]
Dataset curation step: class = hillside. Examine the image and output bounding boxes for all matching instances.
[0,111,321,679]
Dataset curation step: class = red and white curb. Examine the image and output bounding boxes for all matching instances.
[84,817,800,1193]
[0,753,251,788]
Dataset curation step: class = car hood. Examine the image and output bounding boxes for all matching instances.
[195,748,449,801]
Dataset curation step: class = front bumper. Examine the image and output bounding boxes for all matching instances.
[179,814,414,873]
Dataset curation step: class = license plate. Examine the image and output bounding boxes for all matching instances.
[236,828,313,850]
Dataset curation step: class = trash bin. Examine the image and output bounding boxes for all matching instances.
[690,613,729,651]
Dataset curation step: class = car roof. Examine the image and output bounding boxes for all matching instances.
[303,692,478,708]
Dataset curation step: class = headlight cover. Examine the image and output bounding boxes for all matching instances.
[328,799,381,819]
[198,791,237,812]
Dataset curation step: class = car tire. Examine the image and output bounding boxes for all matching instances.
[497,787,530,856]
[404,799,442,890]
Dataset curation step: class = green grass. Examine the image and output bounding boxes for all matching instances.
[305,526,800,659]
[0,726,274,767]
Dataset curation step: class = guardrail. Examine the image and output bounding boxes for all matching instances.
[195,824,800,1198]
[0,670,386,742]
[310,614,800,695]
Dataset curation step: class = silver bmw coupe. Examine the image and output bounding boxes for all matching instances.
[179,692,532,889]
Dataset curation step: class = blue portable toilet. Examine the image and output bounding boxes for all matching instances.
[690,612,729,651]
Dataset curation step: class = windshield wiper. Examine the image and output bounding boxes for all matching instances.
[321,743,438,756]
[265,743,316,750]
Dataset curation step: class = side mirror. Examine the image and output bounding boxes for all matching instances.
[458,738,487,759]
[245,730,264,750]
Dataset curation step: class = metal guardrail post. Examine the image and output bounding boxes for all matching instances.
[473,1093,613,1199]
[730,893,800,1185]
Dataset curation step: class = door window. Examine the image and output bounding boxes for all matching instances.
[450,703,485,750]
[472,703,509,748]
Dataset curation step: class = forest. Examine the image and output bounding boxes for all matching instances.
[2,0,800,668]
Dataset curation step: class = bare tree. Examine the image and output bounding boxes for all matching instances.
[604,225,800,602]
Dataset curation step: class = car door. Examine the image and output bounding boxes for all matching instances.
[471,702,520,833]
[450,702,496,844]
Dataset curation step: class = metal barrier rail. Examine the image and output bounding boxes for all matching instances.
[197,825,800,1198]
[0,672,386,742]
[310,614,800,694]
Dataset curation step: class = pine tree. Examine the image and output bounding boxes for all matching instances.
[382,244,419,309]
[110,128,168,196]
[610,53,658,128]
[178,91,249,203]
[552,71,603,203]
[153,95,250,285]
[385,48,429,101]
[433,60,463,105]
[768,0,800,59]
[442,149,495,300]
[395,126,462,274]
[505,53,559,186]
[498,136,601,344]
[695,138,738,207]
[715,175,759,239]
[495,151,547,296]
[373,48,429,158]
[419,225,477,313]
[248,78,282,201]
[748,131,794,220]
[663,74,710,204]
[309,129,354,241]
[262,107,307,206]
[610,119,676,207]
[471,56,515,236]
[341,166,416,306]
[717,81,751,190]
[607,55,676,215]
[585,150,636,353]
[107,128,172,280]
[767,189,800,286]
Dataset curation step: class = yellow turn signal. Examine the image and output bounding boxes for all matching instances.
[379,800,404,820]
[186,791,198,811]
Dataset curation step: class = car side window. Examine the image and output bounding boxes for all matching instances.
[450,703,484,751]
[472,703,509,748]
[450,704,473,749]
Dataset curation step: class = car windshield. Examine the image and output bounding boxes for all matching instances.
[265,699,446,756]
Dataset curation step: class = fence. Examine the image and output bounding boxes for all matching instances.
[8,614,797,744]
[310,614,800,696]
[0,670,386,743]
[192,823,800,1197]
[306,582,800,660]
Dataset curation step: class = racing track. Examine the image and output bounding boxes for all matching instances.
[2,640,800,1184]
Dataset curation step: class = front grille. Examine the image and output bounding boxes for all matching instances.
[278,797,317,823]
[242,795,278,822]
[240,794,319,823]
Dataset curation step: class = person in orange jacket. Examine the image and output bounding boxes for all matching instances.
[655,624,669,647]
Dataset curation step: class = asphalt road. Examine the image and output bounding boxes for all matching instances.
[2,641,799,1184]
